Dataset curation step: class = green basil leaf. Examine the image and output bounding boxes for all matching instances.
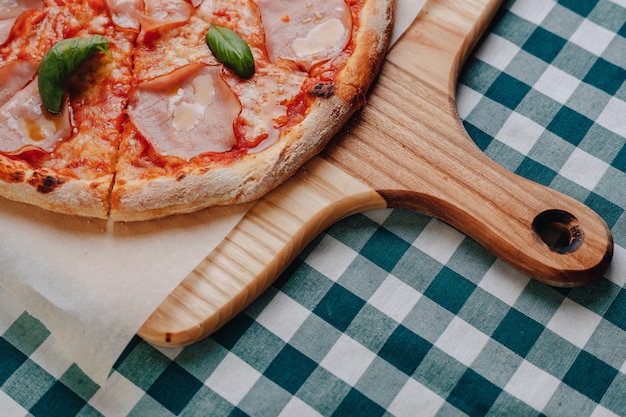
[206,25,255,79]
[38,35,110,114]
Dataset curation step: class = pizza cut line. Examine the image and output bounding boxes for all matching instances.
[0,0,393,221]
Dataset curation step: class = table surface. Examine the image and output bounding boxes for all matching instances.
[2,0,626,416]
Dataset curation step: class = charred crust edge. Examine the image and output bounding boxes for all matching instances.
[308,82,336,98]
[28,172,66,194]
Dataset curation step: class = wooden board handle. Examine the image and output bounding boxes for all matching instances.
[333,102,614,286]
[138,159,386,345]
[324,0,614,286]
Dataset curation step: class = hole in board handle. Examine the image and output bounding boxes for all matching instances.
[532,210,584,254]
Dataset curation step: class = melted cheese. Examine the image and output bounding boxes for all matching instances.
[291,18,345,57]
[229,66,306,152]
[256,0,352,70]
[172,74,216,131]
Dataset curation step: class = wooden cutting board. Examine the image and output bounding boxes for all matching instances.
[138,0,614,347]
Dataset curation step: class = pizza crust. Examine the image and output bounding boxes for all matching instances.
[338,0,395,90]
[0,157,111,218]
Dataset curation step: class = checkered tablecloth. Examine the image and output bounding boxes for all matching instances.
[2,0,625,415]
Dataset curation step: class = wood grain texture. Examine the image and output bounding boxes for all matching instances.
[323,0,613,285]
[138,158,386,345]
[139,0,613,346]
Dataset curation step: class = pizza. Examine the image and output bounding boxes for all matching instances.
[0,0,393,221]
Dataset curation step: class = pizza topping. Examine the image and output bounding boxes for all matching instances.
[0,0,44,44]
[291,18,345,57]
[106,0,144,31]
[140,0,193,32]
[257,0,352,70]
[0,77,72,153]
[37,35,110,114]
[0,0,43,20]
[228,66,306,152]
[0,20,14,45]
[206,25,255,79]
[0,59,38,107]
[127,63,240,160]
[171,72,215,131]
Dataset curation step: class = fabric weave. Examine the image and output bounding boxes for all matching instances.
[1,0,625,415]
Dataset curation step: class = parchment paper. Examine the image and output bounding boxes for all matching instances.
[0,0,425,387]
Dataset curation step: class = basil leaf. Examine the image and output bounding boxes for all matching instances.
[206,25,254,78]
[38,35,110,114]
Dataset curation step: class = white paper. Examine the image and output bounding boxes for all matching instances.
[0,0,424,386]
[0,199,252,384]
[390,0,427,45]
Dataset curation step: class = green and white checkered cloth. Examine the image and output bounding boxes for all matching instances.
[1,0,625,415]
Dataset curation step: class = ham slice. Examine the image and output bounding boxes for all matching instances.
[256,0,352,70]
[106,0,144,31]
[0,59,38,107]
[127,64,241,160]
[140,0,192,32]
[0,0,44,44]
[0,19,15,44]
[0,0,43,20]
[107,0,200,31]
[0,77,73,153]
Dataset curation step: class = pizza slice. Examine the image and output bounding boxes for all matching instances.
[0,1,134,218]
